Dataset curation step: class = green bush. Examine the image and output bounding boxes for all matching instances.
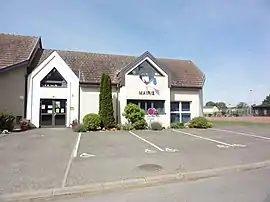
[189,117,212,129]
[133,119,148,130]
[83,113,101,131]
[99,73,116,129]
[170,122,184,129]
[150,121,163,130]
[73,124,87,132]
[121,123,134,131]
[122,104,147,130]
[0,111,15,131]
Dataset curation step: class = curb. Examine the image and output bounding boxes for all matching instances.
[2,160,270,202]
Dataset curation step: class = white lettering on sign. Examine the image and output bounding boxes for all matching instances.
[139,91,155,95]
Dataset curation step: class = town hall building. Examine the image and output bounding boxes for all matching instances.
[0,33,205,128]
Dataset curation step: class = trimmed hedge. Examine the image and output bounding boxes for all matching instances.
[189,117,213,129]
[170,122,184,129]
[83,113,101,131]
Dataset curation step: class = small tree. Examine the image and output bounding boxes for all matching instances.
[205,101,216,107]
[99,73,115,129]
[262,94,270,105]
[99,73,105,115]
[122,104,147,130]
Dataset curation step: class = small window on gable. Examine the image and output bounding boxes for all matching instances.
[128,60,164,76]
[40,68,67,88]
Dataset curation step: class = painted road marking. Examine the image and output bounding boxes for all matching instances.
[217,145,230,148]
[145,149,157,154]
[73,132,82,158]
[211,128,270,141]
[172,129,236,147]
[165,148,179,152]
[80,152,96,158]
[129,131,164,151]
[232,144,246,148]
[61,132,81,188]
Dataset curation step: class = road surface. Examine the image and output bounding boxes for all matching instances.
[56,168,270,202]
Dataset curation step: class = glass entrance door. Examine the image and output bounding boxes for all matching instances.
[40,99,67,127]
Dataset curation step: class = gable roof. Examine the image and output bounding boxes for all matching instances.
[117,51,172,87]
[32,48,205,88]
[0,33,39,71]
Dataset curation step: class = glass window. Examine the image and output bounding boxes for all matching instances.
[147,101,152,111]
[181,113,191,123]
[181,102,190,111]
[255,109,259,115]
[170,113,180,123]
[127,100,138,105]
[127,100,165,114]
[40,68,67,88]
[140,101,147,111]
[128,60,163,76]
[153,101,165,113]
[171,102,179,112]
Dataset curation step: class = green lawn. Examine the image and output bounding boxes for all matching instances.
[211,121,270,127]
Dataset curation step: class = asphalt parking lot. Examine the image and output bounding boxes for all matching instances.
[1,126,270,196]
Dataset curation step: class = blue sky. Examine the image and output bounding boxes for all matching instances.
[1,0,269,106]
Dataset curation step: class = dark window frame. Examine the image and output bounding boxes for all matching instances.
[170,101,192,123]
[128,60,164,77]
[127,99,165,114]
[40,68,67,88]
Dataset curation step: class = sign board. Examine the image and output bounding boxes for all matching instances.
[139,90,155,95]
[147,108,156,115]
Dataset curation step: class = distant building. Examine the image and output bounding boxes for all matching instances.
[203,106,220,116]
[252,105,270,117]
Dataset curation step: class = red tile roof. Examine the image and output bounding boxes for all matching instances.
[32,49,205,88]
[0,33,39,70]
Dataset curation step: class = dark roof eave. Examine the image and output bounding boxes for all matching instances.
[79,81,203,89]
[0,60,29,73]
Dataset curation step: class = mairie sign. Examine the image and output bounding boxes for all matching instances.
[139,90,155,95]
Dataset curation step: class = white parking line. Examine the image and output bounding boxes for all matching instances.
[129,131,164,151]
[210,128,270,141]
[172,129,234,147]
[73,132,82,158]
[61,132,81,188]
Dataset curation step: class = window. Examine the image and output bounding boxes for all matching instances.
[264,109,268,115]
[127,100,165,113]
[128,60,164,77]
[182,102,190,111]
[40,68,67,88]
[170,101,191,123]
[255,109,259,115]
[171,102,179,112]
[181,113,191,123]
[170,113,180,123]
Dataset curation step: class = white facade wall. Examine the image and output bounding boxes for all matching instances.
[80,86,118,123]
[25,52,203,128]
[119,57,171,127]
[26,52,79,127]
[170,88,203,119]
[0,66,26,118]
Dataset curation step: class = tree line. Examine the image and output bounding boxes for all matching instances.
[205,94,270,117]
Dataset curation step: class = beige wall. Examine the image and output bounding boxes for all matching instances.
[80,86,118,123]
[171,88,203,119]
[0,66,26,117]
